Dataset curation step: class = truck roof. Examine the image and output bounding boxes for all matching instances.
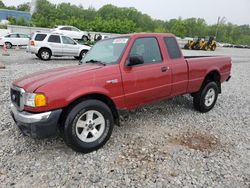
[121,33,176,38]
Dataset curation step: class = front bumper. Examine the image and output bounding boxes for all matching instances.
[10,104,62,138]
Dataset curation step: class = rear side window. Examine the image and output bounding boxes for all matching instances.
[164,37,182,59]
[19,34,29,38]
[48,35,61,43]
[35,34,47,41]
[60,27,71,31]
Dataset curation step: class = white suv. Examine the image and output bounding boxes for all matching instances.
[51,26,89,41]
[27,33,91,61]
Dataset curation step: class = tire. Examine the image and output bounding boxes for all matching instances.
[39,48,51,61]
[82,35,89,42]
[184,44,189,49]
[211,45,216,51]
[79,50,88,59]
[63,99,114,153]
[35,54,40,58]
[74,56,80,60]
[193,81,219,113]
[5,42,12,49]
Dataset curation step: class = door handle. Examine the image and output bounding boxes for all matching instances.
[161,66,169,72]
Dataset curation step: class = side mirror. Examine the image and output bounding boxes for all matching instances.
[126,55,144,67]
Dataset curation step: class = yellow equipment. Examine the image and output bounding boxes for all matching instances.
[184,37,200,50]
[205,36,217,51]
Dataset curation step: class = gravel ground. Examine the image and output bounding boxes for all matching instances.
[0,47,250,187]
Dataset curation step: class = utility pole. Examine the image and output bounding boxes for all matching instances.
[215,16,226,38]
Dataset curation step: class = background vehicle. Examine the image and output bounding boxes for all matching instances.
[27,32,91,60]
[184,36,217,51]
[184,36,200,50]
[11,33,231,153]
[205,36,217,51]
[51,25,89,41]
[0,33,30,49]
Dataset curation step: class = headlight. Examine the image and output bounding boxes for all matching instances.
[24,93,47,107]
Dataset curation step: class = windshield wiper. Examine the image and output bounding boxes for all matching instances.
[85,59,106,66]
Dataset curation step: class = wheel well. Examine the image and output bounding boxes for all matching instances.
[202,70,221,93]
[39,47,52,55]
[59,94,120,129]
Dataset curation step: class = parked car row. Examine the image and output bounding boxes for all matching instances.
[218,43,250,49]
[0,33,30,49]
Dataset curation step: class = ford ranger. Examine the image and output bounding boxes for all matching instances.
[10,33,232,153]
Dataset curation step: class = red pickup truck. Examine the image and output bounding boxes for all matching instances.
[10,33,231,153]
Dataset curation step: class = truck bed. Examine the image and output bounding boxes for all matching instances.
[185,56,232,93]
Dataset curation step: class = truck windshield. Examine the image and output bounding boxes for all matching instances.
[81,37,130,65]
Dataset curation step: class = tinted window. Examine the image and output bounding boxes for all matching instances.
[71,27,79,32]
[48,35,61,43]
[62,36,76,45]
[35,34,47,41]
[129,37,162,64]
[164,37,182,59]
[19,34,29,38]
[9,34,19,38]
[60,27,71,31]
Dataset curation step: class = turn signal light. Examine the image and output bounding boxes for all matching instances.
[35,94,47,107]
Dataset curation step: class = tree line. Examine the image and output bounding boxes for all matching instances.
[1,0,250,45]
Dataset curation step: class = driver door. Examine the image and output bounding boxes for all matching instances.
[121,37,172,108]
[61,36,79,56]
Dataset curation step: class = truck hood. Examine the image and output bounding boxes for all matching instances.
[13,64,103,92]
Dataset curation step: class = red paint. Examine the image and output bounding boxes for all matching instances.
[13,33,232,113]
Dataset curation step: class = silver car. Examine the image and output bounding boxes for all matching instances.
[27,32,91,61]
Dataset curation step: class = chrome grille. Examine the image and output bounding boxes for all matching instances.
[10,86,25,111]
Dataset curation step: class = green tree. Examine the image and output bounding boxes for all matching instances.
[0,0,5,8]
[17,3,30,12]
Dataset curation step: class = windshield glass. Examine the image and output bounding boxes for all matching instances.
[81,37,130,64]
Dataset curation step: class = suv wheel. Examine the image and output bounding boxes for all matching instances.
[63,99,114,153]
[39,49,51,61]
[193,81,219,113]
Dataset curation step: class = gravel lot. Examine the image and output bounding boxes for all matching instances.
[0,47,250,187]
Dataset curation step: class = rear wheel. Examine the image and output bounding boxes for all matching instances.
[39,48,51,61]
[63,99,114,153]
[82,35,89,42]
[211,45,216,51]
[5,42,12,49]
[193,81,219,113]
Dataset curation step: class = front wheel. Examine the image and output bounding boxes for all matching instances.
[193,81,219,113]
[211,45,216,51]
[63,100,114,153]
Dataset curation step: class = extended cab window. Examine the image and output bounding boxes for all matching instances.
[164,37,182,59]
[35,34,47,41]
[129,37,162,64]
[48,35,61,43]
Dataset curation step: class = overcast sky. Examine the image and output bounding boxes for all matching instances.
[3,0,250,25]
